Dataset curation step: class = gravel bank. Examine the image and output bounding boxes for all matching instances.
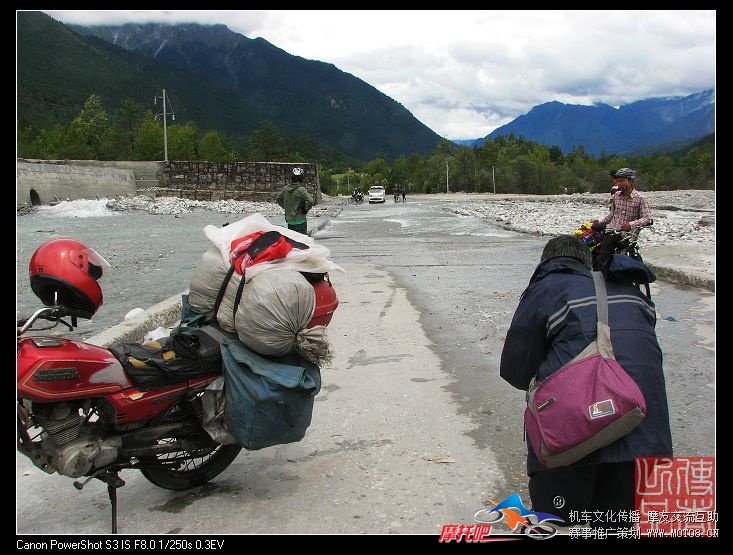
[426,190,715,291]
[81,189,720,291]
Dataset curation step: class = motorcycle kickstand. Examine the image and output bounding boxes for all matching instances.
[99,470,126,534]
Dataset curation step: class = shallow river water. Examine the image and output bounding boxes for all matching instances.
[16,200,284,340]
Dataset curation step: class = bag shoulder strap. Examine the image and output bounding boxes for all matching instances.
[591,271,608,326]
[232,274,247,328]
[591,271,615,359]
[531,271,616,387]
[213,264,236,320]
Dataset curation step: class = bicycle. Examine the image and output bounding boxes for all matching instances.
[393,193,402,203]
[348,193,364,204]
[597,229,652,299]
[575,222,653,299]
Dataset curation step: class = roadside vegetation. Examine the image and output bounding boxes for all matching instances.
[18,94,715,197]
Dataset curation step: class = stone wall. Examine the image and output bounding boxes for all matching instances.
[157,161,320,203]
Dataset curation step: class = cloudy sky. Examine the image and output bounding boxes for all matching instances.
[42,10,716,140]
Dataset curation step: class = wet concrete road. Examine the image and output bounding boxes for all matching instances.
[16,198,715,535]
[319,199,716,505]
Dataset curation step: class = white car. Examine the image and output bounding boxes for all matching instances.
[368,186,386,203]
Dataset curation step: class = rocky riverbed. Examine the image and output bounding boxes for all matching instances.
[18,188,715,290]
[419,190,715,290]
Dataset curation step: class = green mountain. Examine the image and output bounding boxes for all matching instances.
[18,12,442,161]
[18,12,269,135]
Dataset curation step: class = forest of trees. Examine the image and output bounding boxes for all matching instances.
[18,94,715,197]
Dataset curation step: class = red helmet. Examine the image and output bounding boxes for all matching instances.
[29,239,110,318]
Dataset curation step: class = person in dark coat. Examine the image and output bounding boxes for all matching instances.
[499,235,672,530]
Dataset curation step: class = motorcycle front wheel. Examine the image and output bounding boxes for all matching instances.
[139,396,242,490]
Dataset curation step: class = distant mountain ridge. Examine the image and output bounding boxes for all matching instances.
[70,21,442,161]
[474,90,714,155]
[18,12,714,161]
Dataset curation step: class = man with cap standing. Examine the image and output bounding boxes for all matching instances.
[277,167,314,235]
[592,168,652,271]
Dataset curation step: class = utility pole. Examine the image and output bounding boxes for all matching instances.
[446,161,449,193]
[154,89,175,162]
[492,165,496,194]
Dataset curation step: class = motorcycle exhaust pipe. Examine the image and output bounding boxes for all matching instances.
[122,441,187,458]
[119,422,214,457]
[121,422,194,446]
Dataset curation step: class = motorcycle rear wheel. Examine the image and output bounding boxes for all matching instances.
[140,396,242,490]
[141,442,242,491]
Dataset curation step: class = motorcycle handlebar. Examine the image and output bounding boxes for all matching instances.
[17,306,75,335]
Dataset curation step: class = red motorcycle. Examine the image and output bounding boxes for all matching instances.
[17,239,242,533]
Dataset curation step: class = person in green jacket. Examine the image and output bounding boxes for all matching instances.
[277,167,314,235]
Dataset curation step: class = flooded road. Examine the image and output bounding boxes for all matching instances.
[16,198,715,534]
[319,199,716,502]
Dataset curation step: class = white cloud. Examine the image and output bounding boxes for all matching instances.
[39,9,716,140]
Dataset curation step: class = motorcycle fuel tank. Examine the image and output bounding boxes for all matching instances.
[17,336,132,401]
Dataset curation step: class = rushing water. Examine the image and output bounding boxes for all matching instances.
[16,200,287,340]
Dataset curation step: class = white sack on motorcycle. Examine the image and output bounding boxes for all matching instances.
[203,213,344,281]
[188,249,334,365]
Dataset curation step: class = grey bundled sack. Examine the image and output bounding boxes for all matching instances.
[188,246,243,333]
[234,270,317,357]
[188,247,229,323]
[190,251,332,363]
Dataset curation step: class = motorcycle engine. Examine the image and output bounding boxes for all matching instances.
[19,402,120,478]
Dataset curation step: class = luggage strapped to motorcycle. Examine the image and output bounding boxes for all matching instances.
[210,230,312,330]
[195,323,322,451]
[109,328,222,390]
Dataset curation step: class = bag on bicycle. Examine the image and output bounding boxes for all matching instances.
[606,254,656,285]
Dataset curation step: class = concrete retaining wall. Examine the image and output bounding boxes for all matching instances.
[86,293,183,348]
[16,159,160,206]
